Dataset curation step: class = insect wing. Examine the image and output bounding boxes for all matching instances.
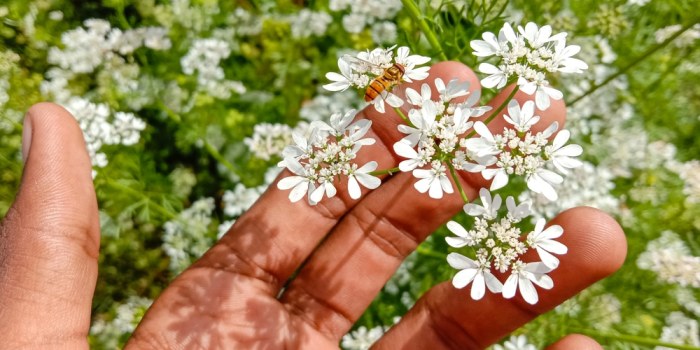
[341,54,384,75]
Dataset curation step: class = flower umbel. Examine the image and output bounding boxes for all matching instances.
[277,109,380,204]
[471,22,588,110]
[445,188,566,304]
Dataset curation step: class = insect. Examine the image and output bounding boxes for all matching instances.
[342,54,406,102]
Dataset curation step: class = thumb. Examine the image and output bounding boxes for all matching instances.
[0,102,100,349]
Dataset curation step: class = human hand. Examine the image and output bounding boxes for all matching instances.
[0,62,626,349]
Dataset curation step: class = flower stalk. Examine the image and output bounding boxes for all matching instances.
[401,0,448,61]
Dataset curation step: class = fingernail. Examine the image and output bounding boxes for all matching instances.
[22,114,33,162]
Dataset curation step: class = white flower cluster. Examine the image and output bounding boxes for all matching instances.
[217,167,281,239]
[289,9,332,39]
[637,231,700,288]
[669,160,700,205]
[48,19,171,74]
[493,335,537,350]
[329,0,402,37]
[0,50,19,108]
[277,110,380,204]
[341,325,386,350]
[90,296,153,349]
[392,78,489,198]
[655,312,700,350]
[446,189,567,304]
[63,97,146,172]
[181,38,246,99]
[467,100,582,201]
[471,22,588,110]
[324,46,430,113]
[655,24,700,48]
[162,197,216,274]
[244,122,309,161]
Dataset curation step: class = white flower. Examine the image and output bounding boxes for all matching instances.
[478,63,508,89]
[435,77,470,101]
[504,100,540,132]
[347,161,381,199]
[552,40,588,73]
[370,90,404,113]
[502,261,554,305]
[324,57,355,91]
[393,141,423,172]
[412,161,453,199]
[463,188,502,219]
[526,168,564,201]
[397,101,438,145]
[404,82,433,107]
[464,121,502,157]
[546,130,583,174]
[394,46,431,82]
[470,31,505,57]
[518,22,566,49]
[506,196,531,221]
[445,221,476,248]
[517,75,563,111]
[277,157,315,203]
[309,178,337,203]
[527,218,568,268]
[447,253,503,300]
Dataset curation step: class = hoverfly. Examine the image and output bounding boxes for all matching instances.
[341,53,406,104]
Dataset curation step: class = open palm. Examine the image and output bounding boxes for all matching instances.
[0,62,626,350]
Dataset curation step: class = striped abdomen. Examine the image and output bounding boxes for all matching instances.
[364,64,405,102]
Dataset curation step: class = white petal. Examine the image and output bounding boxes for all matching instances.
[405,88,423,105]
[531,273,554,290]
[445,236,469,248]
[289,181,310,202]
[428,179,443,199]
[453,268,478,289]
[414,177,431,193]
[356,173,381,190]
[471,273,486,300]
[277,176,304,190]
[536,248,560,269]
[502,274,518,299]
[439,176,454,194]
[519,276,538,304]
[489,170,509,190]
[552,129,571,149]
[539,239,568,255]
[348,176,361,200]
[447,221,469,238]
[484,271,504,293]
[446,252,478,270]
[385,93,404,108]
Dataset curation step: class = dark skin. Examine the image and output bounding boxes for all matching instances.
[0,62,626,349]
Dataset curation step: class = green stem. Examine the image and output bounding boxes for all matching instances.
[572,329,700,350]
[568,21,698,106]
[448,162,469,203]
[369,166,401,176]
[393,107,411,125]
[203,141,240,176]
[467,85,519,138]
[401,0,448,61]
